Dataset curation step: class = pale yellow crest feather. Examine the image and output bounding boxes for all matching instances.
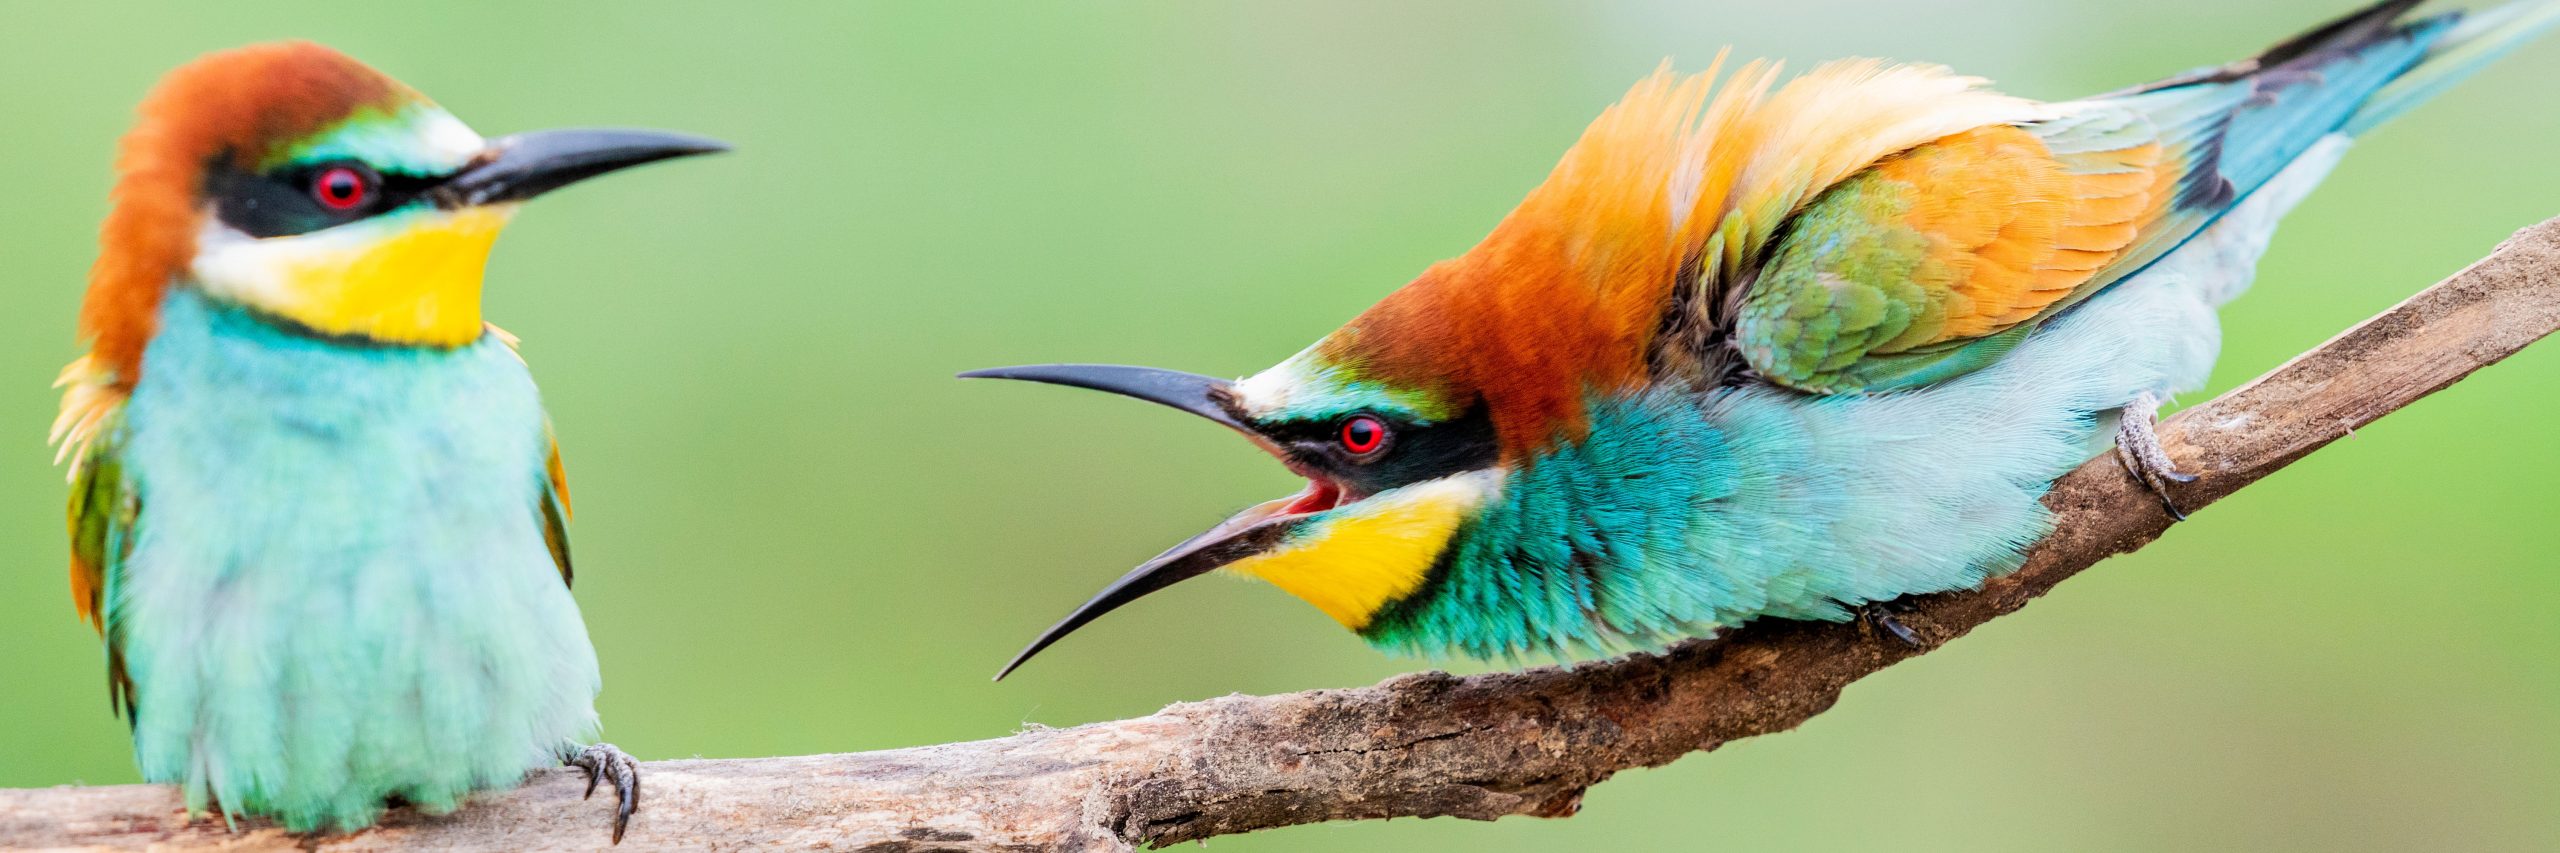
[1679,59,2057,295]
[51,356,124,481]
[1474,56,2054,359]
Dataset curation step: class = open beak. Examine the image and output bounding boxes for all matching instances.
[992,496,1305,680]
[962,363,1332,679]
[433,128,729,208]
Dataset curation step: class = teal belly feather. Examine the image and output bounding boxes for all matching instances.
[107,288,598,831]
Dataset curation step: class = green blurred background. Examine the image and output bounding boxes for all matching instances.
[3,1,2557,849]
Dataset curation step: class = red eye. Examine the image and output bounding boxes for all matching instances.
[311,165,372,212]
[1339,415,1387,455]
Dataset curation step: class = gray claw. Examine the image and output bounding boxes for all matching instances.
[566,742,641,844]
[2116,390,2195,520]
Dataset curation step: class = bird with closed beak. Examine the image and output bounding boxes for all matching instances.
[55,42,723,840]
[971,0,2560,676]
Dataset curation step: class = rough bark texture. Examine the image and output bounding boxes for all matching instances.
[6,220,2557,852]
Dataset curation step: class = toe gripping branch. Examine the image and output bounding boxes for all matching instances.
[2116,390,2198,520]
[565,742,641,844]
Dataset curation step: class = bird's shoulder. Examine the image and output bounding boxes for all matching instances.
[1729,104,2195,394]
[490,323,574,587]
[57,355,138,720]
[55,356,130,631]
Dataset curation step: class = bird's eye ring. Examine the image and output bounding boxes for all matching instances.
[1339,415,1388,456]
[311,165,375,212]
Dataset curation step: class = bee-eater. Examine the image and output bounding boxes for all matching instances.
[972,0,2558,675]
[52,42,722,839]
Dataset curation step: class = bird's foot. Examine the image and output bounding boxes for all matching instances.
[564,742,641,844]
[2115,390,2197,521]
[1858,600,1927,649]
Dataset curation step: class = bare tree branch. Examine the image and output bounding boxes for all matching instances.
[8,219,2558,853]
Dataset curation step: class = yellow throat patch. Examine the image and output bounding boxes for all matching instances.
[1226,473,1495,631]
[190,205,516,346]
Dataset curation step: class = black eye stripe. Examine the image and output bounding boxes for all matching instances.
[207,159,446,238]
[1261,405,1497,497]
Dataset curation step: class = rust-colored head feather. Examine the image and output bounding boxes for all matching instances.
[81,41,417,391]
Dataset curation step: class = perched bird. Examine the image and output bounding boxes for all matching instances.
[53,43,722,839]
[971,0,2558,674]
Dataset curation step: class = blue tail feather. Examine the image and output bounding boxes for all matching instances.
[2206,16,2449,206]
[2346,0,2560,133]
[2107,1,2556,220]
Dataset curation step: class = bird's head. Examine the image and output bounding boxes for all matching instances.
[78,41,725,388]
[964,71,1715,678]
[965,215,1668,676]
[967,342,1514,677]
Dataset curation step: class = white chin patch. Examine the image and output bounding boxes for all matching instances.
[185,211,443,311]
[189,217,336,308]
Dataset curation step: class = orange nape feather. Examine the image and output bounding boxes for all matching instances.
[1316,58,2046,456]
[81,42,420,394]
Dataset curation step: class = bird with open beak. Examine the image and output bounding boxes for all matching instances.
[970,0,2560,677]
[54,42,723,840]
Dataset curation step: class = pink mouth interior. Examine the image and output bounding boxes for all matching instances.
[1280,479,1344,516]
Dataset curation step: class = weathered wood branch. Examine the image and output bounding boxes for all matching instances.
[8,219,2558,852]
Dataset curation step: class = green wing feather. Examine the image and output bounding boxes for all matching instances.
[540,428,573,587]
[66,405,138,720]
[1735,118,2181,394]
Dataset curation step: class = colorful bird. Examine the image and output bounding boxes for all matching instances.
[971,0,2558,674]
[53,43,722,839]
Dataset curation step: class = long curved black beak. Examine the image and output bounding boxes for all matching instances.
[956,364,1254,435]
[434,128,729,208]
[993,498,1303,680]
[961,363,1296,679]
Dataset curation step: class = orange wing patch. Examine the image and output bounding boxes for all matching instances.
[1866,127,2072,350]
[541,435,574,587]
[546,439,573,520]
[69,555,103,632]
[1734,112,2193,392]
[1869,125,2172,352]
